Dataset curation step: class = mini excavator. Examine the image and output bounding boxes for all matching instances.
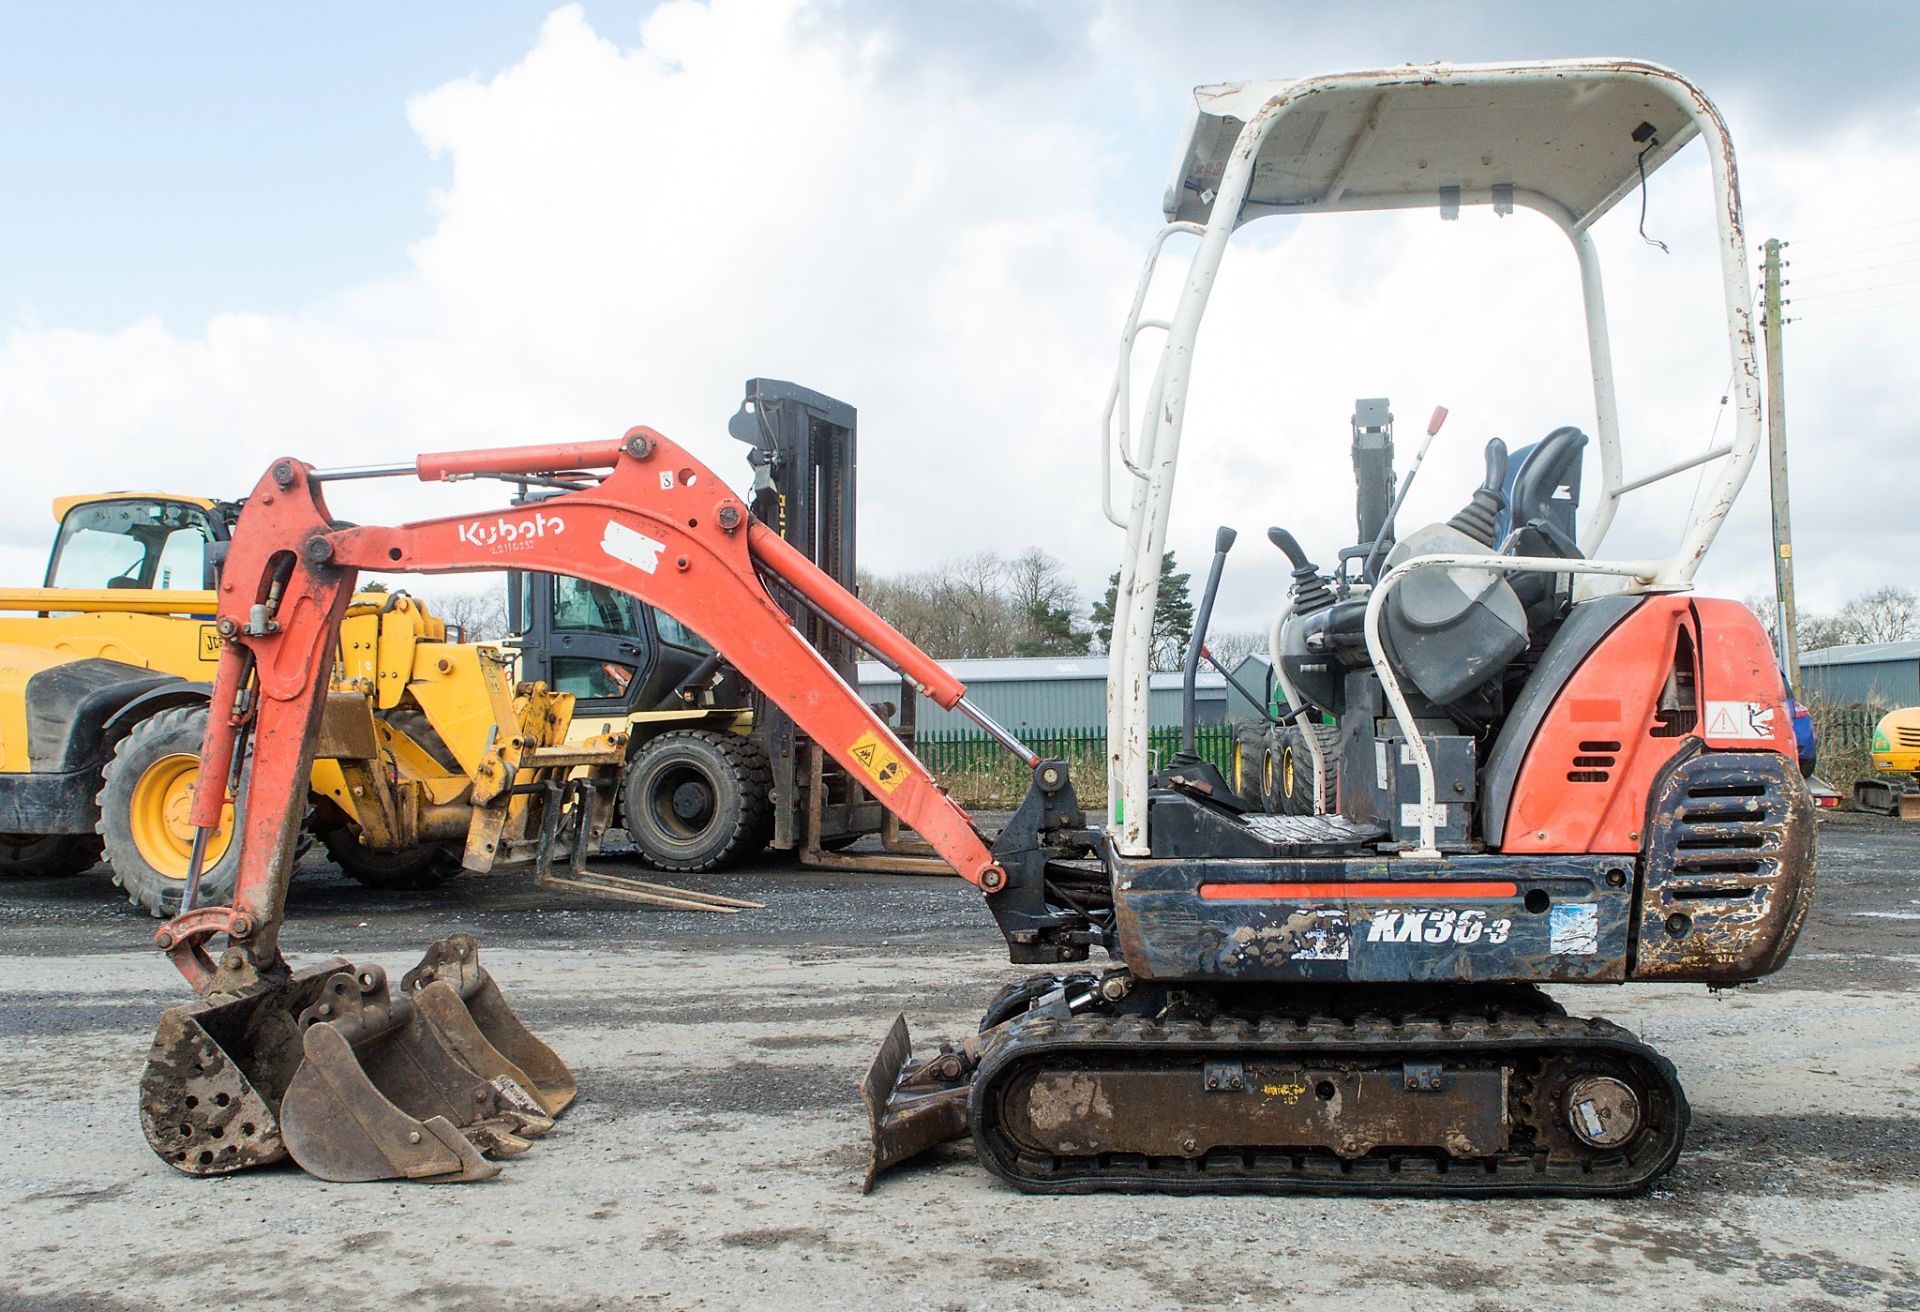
[140,60,1811,1193]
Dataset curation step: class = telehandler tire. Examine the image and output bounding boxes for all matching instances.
[1271,723,1321,816]
[317,827,464,890]
[0,833,103,878]
[97,705,243,917]
[621,729,773,873]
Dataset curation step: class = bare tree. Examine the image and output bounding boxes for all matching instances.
[1202,628,1267,671]
[859,549,1092,659]
[422,588,510,643]
[1753,585,1920,654]
[1844,585,1920,644]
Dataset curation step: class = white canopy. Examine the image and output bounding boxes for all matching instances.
[1163,60,1708,230]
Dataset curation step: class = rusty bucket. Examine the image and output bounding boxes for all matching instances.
[278,963,555,1182]
[140,935,566,1183]
[401,932,577,1117]
[140,959,347,1176]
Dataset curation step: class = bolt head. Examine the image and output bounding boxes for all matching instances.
[272,461,296,489]
[716,504,742,531]
[624,433,654,459]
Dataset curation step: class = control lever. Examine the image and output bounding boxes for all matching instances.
[1363,404,1449,581]
[1181,525,1238,756]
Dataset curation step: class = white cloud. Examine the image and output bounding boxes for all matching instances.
[2,2,1914,640]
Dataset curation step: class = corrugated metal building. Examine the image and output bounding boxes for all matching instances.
[1799,642,1920,708]
[1226,653,1279,722]
[857,657,1225,733]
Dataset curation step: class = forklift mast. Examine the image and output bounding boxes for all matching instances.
[725,380,882,854]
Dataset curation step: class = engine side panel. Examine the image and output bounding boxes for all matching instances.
[1501,597,1698,855]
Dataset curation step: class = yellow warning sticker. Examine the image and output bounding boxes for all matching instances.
[848,729,908,795]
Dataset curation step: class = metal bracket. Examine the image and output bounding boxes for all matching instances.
[1203,1059,1246,1092]
[1402,1060,1446,1092]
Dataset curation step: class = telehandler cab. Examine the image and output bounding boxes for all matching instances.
[136,59,1810,1194]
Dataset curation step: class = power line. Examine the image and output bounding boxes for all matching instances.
[1791,275,1920,303]
[1788,254,1920,283]
[1795,236,1920,260]
[1789,296,1920,322]
[1787,218,1920,244]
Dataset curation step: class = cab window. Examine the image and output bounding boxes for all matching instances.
[46,499,217,591]
[551,577,646,637]
[655,611,714,654]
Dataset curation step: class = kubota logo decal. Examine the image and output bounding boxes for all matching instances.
[456,510,565,552]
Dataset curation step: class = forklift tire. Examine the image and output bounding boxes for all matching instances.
[0,833,103,878]
[98,705,244,918]
[1232,726,1269,812]
[318,827,464,891]
[621,729,773,873]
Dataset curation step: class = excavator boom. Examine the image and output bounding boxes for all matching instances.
[143,425,1006,1181]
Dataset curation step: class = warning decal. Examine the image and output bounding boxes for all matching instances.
[1704,700,1775,741]
[848,729,908,795]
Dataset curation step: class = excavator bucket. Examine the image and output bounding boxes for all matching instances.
[140,936,561,1182]
[860,1014,974,1191]
[401,932,577,1117]
[140,958,347,1176]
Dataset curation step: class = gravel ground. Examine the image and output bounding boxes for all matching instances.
[0,810,1914,1311]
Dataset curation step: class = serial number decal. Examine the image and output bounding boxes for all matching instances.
[1365,908,1511,946]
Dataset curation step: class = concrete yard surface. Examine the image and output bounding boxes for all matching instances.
[0,812,1915,1311]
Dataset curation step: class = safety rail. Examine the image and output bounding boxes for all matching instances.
[1101,220,1204,528]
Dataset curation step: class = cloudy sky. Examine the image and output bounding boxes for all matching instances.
[3,1,1916,637]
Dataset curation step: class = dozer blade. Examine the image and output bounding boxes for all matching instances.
[401,932,577,1117]
[279,963,555,1183]
[860,1014,974,1192]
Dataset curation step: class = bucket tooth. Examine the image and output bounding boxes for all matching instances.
[402,933,576,1117]
[278,965,535,1182]
[861,1014,974,1192]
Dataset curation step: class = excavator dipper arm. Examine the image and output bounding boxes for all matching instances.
[164,427,1004,992]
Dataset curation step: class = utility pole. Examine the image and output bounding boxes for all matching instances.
[1762,237,1799,693]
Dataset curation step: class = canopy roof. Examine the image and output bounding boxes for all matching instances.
[1163,60,1708,230]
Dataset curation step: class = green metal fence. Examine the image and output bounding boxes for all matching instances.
[1818,707,1878,757]
[908,723,1240,777]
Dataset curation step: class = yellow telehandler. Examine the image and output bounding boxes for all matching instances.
[0,490,626,914]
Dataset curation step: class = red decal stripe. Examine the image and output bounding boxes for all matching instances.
[1198,881,1519,901]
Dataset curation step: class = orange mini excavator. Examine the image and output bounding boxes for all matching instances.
[140,60,1812,1193]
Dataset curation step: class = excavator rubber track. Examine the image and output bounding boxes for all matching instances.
[966,1003,1688,1196]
